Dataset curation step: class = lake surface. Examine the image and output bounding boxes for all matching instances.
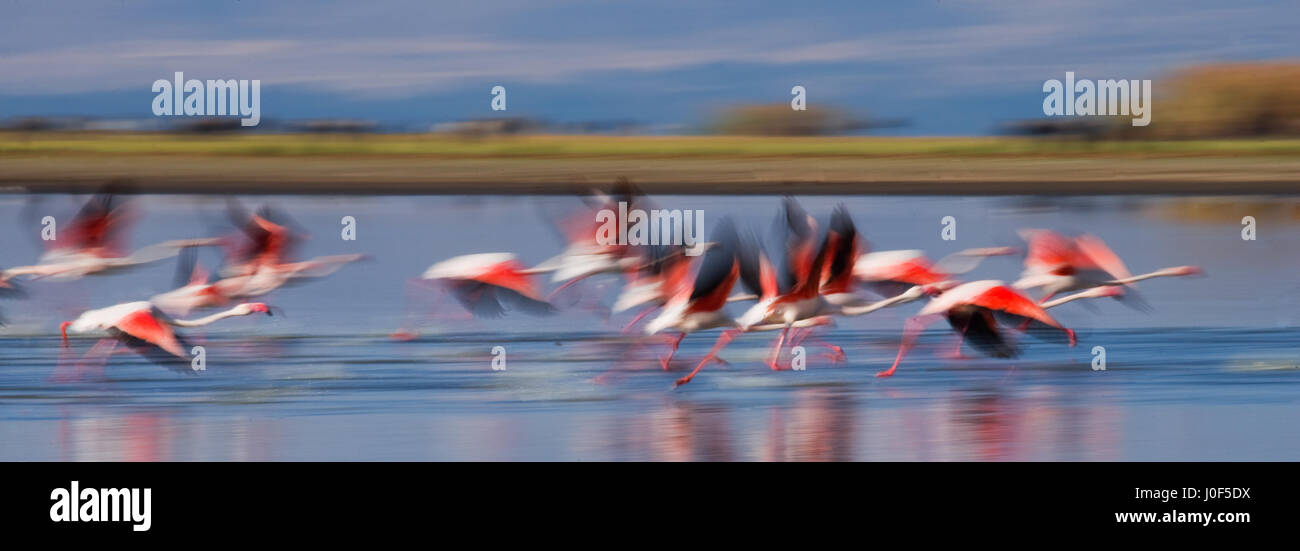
[1,194,1298,460]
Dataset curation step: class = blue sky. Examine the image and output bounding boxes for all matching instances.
[0,0,1296,134]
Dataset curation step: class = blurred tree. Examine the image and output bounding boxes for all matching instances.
[708,104,895,136]
[1155,63,1300,138]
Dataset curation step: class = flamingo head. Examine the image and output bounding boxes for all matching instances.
[1065,328,1077,347]
[897,285,929,302]
[967,246,1019,257]
[59,321,72,349]
[236,303,273,316]
[1167,265,1203,277]
[920,280,961,297]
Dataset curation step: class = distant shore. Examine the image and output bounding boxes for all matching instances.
[3,132,1299,195]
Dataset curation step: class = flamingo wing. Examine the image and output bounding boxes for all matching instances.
[477,260,547,302]
[819,205,859,295]
[966,285,1066,329]
[224,201,299,269]
[775,197,817,293]
[447,281,555,318]
[1074,234,1134,283]
[856,250,945,297]
[428,254,555,318]
[788,226,832,300]
[62,192,129,255]
[687,218,740,313]
[660,250,694,302]
[737,229,778,300]
[947,305,1018,358]
[1022,229,1078,274]
[113,309,187,359]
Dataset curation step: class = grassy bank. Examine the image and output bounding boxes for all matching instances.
[4,132,1300,158]
[3,133,1300,194]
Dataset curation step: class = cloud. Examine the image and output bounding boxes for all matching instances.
[0,0,1294,99]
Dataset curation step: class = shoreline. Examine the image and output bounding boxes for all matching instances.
[4,133,1300,195]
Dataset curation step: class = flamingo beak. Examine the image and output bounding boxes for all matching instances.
[59,321,72,349]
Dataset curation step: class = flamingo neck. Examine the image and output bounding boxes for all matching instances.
[1042,289,1109,309]
[1111,269,1181,285]
[841,289,924,316]
[169,307,246,327]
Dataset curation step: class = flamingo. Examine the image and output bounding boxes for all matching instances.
[151,247,364,316]
[214,254,365,300]
[642,219,740,369]
[57,300,273,378]
[531,183,651,296]
[667,218,897,386]
[732,198,829,367]
[612,243,755,333]
[733,200,918,369]
[1,192,221,284]
[0,238,222,284]
[1012,229,1200,302]
[409,252,554,326]
[873,281,1120,378]
[611,243,695,331]
[149,253,229,315]
[217,201,301,277]
[639,218,790,386]
[173,201,366,304]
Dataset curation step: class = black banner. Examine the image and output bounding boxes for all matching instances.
[2,462,1281,538]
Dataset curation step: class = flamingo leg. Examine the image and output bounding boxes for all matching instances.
[877,315,938,378]
[621,306,657,334]
[675,329,740,387]
[945,317,972,359]
[789,327,810,348]
[785,327,847,366]
[391,278,447,340]
[808,334,847,363]
[76,338,117,381]
[767,326,790,371]
[659,332,686,370]
[790,328,845,364]
[52,345,81,383]
[547,273,591,300]
[550,276,612,321]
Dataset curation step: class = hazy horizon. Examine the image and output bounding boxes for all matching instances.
[1,0,1297,135]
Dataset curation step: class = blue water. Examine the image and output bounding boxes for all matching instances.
[2,195,1298,460]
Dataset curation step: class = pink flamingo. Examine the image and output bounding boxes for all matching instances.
[390,253,555,339]
[1012,229,1200,302]
[2,193,220,284]
[734,201,913,369]
[874,281,1119,378]
[642,219,742,377]
[57,301,273,378]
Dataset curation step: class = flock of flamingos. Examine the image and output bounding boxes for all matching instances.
[0,187,1202,387]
